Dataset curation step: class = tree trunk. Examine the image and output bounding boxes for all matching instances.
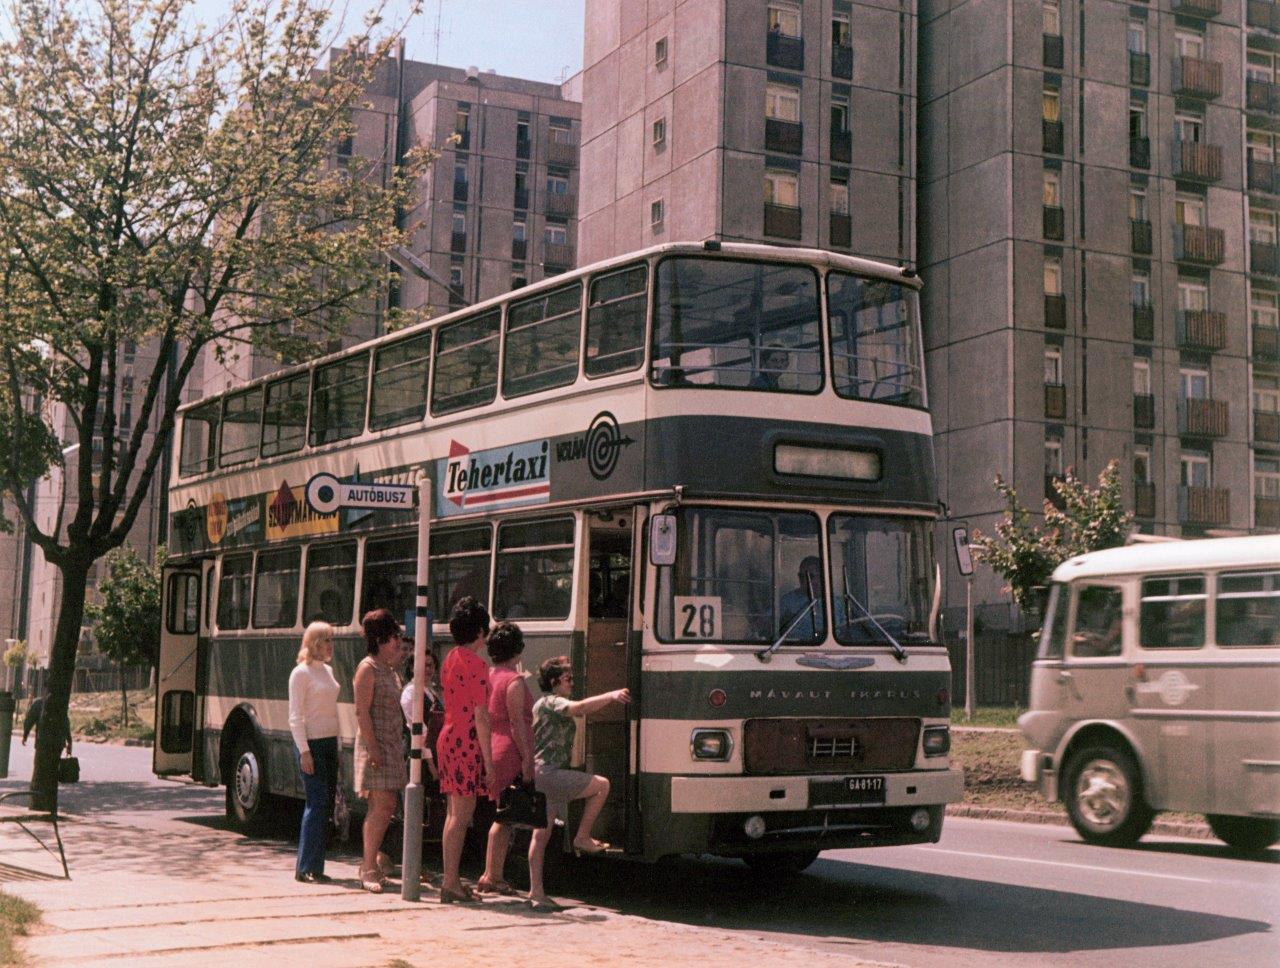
[32,556,91,813]
[119,658,128,728]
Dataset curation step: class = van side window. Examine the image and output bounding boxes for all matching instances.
[1216,571,1280,647]
[1139,575,1206,649]
[1037,582,1069,658]
[1070,585,1123,658]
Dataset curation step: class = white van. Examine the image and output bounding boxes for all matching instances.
[1019,535,1280,853]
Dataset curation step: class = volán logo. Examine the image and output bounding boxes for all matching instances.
[556,411,635,480]
[443,438,551,511]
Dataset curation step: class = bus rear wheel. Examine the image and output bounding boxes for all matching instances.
[225,731,270,833]
[1206,814,1280,854]
[742,850,820,876]
[1062,744,1154,848]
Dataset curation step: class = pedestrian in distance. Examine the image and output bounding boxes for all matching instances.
[526,656,630,911]
[435,596,498,904]
[288,621,340,884]
[477,621,536,896]
[353,608,408,893]
[22,692,73,755]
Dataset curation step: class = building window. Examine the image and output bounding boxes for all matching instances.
[1249,51,1278,85]
[512,274,528,290]
[1134,446,1151,484]
[832,13,850,48]
[1175,27,1204,60]
[768,3,801,37]
[1251,209,1278,244]
[766,84,801,122]
[1043,86,1060,123]
[1252,288,1280,329]
[1045,437,1064,476]
[544,222,568,245]
[1042,0,1060,35]
[1180,366,1209,401]
[1129,100,1146,139]
[1044,254,1063,295]
[1127,18,1147,54]
[652,117,666,148]
[455,105,470,137]
[655,36,668,68]
[830,178,849,215]
[513,220,526,242]
[1132,269,1150,306]
[1256,377,1280,415]
[1178,278,1208,312]
[1181,451,1211,488]
[1175,193,1205,226]
[546,172,570,195]
[1249,130,1277,164]
[1257,457,1280,498]
[650,199,665,229]
[550,118,573,145]
[1175,110,1204,144]
[1044,347,1063,384]
[1133,358,1151,397]
[1043,169,1061,207]
[452,212,466,236]
[765,170,799,207]
[1129,186,1147,222]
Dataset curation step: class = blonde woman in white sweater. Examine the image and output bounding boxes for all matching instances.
[289,621,340,883]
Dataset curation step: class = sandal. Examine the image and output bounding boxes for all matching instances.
[572,838,609,856]
[527,896,565,912]
[476,876,516,896]
[440,884,479,904]
[359,867,385,894]
[376,851,396,877]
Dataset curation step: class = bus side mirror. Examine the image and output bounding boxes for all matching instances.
[650,514,677,567]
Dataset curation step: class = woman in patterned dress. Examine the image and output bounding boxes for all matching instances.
[435,597,498,904]
[353,608,407,893]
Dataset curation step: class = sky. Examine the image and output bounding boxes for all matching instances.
[189,0,586,84]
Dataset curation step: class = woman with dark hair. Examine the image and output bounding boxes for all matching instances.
[526,655,629,910]
[435,596,497,903]
[476,621,535,895]
[353,608,407,893]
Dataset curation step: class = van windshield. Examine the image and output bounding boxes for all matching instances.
[1038,583,1069,659]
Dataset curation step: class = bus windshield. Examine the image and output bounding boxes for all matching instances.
[828,515,934,645]
[827,273,923,406]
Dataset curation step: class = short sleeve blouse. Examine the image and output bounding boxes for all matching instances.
[533,694,576,770]
[441,646,489,732]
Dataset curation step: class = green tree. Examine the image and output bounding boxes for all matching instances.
[0,0,430,809]
[972,460,1134,612]
[86,545,165,726]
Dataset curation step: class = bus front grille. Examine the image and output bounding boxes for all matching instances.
[742,718,920,774]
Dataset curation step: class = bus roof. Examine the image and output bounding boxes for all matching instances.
[177,241,918,416]
[1051,535,1280,582]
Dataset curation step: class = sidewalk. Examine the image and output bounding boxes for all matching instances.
[0,807,893,968]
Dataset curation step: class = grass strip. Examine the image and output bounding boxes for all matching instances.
[0,891,41,967]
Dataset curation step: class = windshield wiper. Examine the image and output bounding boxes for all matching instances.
[841,573,907,664]
[757,573,818,664]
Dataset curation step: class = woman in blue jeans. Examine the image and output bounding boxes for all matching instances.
[288,621,340,882]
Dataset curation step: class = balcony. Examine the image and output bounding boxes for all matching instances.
[1257,495,1280,529]
[1044,293,1067,329]
[1249,158,1280,194]
[767,31,805,70]
[830,127,851,163]
[1248,78,1280,115]
[452,180,468,202]
[1173,139,1222,183]
[1172,56,1223,100]
[1175,224,1225,265]
[1043,34,1064,69]
[511,238,527,261]
[1129,136,1150,169]
[1044,382,1067,419]
[1176,309,1228,350]
[548,139,577,167]
[1256,409,1280,444]
[1254,324,1280,363]
[1043,119,1064,155]
[543,241,574,267]
[1252,240,1280,276]
[1248,0,1280,32]
[1171,0,1221,17]
[830,212,851,248]
[450,231,466,254]
[832,43,853,79]
[1134,393,1156,429]
[1180,486,1230,528]
[545,192,576,218]
[1043,205,1065,240]
[766,118,803,155]
[1133,303,1155,341]
[1135,482,1157,519]
[1178,397,1230,437]
[1131,218,1153,254]
[764,202,802,240]
[1129,51,1150,86]
[514,187,529,210]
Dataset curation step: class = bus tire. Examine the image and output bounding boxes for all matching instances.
[1062,744,1153,848]
[742,850,820,876]
[225,729,271,834]
[1206,814,1280,854]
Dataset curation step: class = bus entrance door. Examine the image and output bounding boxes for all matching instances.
[583,518,632,846]
[154,565,203,776]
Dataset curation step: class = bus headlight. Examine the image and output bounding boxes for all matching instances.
[922,726,951,757]
[690,728,733,761]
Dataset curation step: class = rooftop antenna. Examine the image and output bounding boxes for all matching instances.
[433,0,444,63]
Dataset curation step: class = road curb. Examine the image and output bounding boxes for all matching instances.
[948,803,1212,839]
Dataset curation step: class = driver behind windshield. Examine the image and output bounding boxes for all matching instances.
[779,556,827,641]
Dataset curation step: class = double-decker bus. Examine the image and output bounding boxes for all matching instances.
[156,241,962,873]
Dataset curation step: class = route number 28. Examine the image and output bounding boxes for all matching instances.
[673,596,722,640]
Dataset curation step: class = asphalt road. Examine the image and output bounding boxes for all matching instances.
[4,739,1277,967]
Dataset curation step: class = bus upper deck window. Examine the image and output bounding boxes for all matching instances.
[651,257,822,393]
[261,373,308,458]
[179,400,220,477]
[370,332,431,431]
[827,273,924,407]
[309,352,369,447]
[504,284,582,398]
[219,386,262,467]
[586,265,647,377]
[432,310,500,416]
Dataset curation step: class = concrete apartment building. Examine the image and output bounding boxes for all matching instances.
[919,0,1280,611]
[577,0,916,267]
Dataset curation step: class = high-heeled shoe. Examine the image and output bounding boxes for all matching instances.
[572,837,609,856]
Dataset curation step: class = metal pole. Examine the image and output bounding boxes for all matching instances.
[401,474,432,900]
[964,576,975,722]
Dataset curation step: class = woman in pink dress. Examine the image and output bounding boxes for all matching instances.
[477,622,535,895]
[435,597,497,904]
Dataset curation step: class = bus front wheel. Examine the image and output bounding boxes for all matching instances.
[742,850,820,876]
[1206,814,1280,854]
[1062,744,1154,848]
[225,731,270,833]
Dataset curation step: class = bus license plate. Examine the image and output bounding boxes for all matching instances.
[845,776,885,804]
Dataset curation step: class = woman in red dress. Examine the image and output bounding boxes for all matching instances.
[435,597,497,903]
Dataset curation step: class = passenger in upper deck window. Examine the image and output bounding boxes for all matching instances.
[750,346,790,391]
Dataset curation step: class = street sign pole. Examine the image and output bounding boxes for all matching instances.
[951,526,975,723]
[401,474,432,901]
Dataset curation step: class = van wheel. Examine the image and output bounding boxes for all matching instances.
[742,850,820,876]
[1063,744,1153,848]
[1206,814,1280,854]
[225,730,270,834]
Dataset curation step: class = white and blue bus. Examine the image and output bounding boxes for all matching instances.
[156,241,962,873]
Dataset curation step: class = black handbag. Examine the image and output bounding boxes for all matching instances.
[495,780,547,829]
[57,756,80,784]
